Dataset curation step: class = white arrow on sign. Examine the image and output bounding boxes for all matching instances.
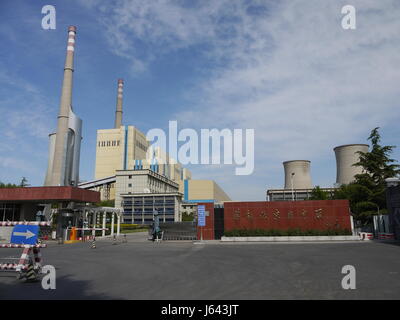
[13,230,36,239]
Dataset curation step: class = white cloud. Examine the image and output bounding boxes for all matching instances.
[0,70,54,183]
[82,0,400,199]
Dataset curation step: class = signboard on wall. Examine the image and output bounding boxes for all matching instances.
[198,205,206,227]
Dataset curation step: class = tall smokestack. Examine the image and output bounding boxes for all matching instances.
[283,160,312,189]
[114,79,124,128]
[46,26,78,186]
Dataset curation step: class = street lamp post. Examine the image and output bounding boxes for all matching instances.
[291,172,295,201]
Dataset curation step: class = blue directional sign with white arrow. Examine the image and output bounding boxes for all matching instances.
[10,225,39,245]
[198,205,206,227]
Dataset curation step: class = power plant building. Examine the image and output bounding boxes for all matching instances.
[115,169,182,224]
[85,79,231,222]
[95,126,149,179]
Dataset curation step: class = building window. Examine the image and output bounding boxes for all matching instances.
[128,175,132,179]
[128,184,132,188]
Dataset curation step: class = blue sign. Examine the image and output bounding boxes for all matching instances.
[198,205,206,227]
[10,225,39,245]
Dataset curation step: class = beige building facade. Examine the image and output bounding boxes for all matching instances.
[182,179,231,204]
[95,126,149,179]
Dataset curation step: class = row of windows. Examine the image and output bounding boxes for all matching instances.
[136,140,148,152]
[123,218,174,224]
[123,209,175,214]
[98,140,120,147]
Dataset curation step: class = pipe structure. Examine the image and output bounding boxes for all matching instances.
[334,144,369,185]
[283,160,312,189]
[114,79,124,128]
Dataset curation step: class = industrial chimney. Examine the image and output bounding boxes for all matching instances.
[283,160,313,189]
[334,144,369,185]
[44,26,82,187]
[114,79,124,128]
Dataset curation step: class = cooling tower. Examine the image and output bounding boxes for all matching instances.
[283,160,312,189]
[334,144,369,185]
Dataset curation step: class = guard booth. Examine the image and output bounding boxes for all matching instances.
[57,206,122,242]
[0,186,100,241]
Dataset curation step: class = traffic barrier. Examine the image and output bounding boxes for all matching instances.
[0,263,29,270]
[91,238,96,249]
[0,221,47,280]
[25,264,37,281]
[359,232,373,240]
[378,233,395,240]
[74,228,108,242]
[0,221,51,226]
[0,244,47,248]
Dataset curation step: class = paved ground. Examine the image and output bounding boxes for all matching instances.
[0,233,399,299]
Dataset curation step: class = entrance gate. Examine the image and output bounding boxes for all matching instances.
[214,207,224,240]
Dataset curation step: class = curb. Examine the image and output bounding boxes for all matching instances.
[220,236,360,242]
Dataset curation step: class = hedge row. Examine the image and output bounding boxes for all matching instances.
[102,224,149,231]
[224,228,352,237]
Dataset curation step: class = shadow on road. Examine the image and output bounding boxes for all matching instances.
[371,240,400,247]
[0,274,123,300]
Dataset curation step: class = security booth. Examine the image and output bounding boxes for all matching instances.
[0,186,100,242]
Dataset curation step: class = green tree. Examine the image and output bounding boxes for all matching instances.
[0,181,18,188]
[95,199,115,207]
[19,177,29,187]
[334,127,399,224]
[309,186,329,200]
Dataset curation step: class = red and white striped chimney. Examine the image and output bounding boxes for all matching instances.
[47,25,77,186]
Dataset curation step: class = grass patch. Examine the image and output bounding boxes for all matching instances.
[94,224,149,236]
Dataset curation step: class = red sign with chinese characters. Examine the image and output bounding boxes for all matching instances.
[224,200,351,232]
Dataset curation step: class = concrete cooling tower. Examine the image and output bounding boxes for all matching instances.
[334,144,369,185]
[283,160,312,189]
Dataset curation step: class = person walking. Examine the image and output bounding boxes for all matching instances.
[152,209,162,241]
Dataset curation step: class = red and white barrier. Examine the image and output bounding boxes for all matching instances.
[0,222,47,274]
[0,221,51,226]
[0,263,29,270]
[0,244,47,248]
[359,232,374,240]
[378,233,395,240]
[74,228,108,231]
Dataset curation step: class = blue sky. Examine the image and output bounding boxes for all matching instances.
[0,0,399,200]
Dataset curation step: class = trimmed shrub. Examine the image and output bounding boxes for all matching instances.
[224,228,352,237]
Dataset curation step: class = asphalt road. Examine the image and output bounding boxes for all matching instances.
[0,233,399,300]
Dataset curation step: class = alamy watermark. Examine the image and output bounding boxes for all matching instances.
[41,5,56,30]
[341,265,356,290]
[341,5,356,30]
[41,265,56,290]
[146,121,255,175]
